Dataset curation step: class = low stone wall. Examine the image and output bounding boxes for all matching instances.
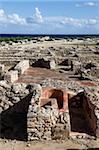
[14,60,29,75]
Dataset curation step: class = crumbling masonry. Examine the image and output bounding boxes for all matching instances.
[0,60,99,141]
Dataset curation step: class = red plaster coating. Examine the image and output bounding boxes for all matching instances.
[40,88,69,112]
[78,81,97,87]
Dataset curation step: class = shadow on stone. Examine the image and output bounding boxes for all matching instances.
[32,58,50,69]
[68,93,95,136]
[0,93,32,141]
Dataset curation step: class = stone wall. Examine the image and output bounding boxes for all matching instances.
[27,86,70,140]
[0,82,30,140]
[0,78,99,141]
[27,85,58,140]
[3,60,29,83]
[0,81,70,141]
[27,83,99,140]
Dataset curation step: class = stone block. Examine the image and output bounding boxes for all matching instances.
[4,70,18,83]
[50,60,56,69]
[51,98,58,109]
[14,60,29,75]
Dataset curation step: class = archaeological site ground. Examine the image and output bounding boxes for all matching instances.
[0,35,99,149]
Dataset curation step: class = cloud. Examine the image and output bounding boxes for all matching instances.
[60,17,82,26]
[26,7,43,24]
[45,16,81,27]
[0,7,44,26]
[0,7,98,30]
[84,2,97,7]
[8,14,26,25]
[45,16,98,27]
[34,7,43,23]
[0,9,5,17]
[86,19,98,25]
[75,2,98,7]
[0,9,26,25]
[0,9,7,23]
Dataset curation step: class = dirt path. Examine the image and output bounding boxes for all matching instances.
[0,139,99,150]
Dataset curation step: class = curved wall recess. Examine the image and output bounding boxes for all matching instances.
[40,88,68,112]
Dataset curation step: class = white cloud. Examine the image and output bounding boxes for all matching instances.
[44,16,98,28]
[75,2,98,7]
[0,9,26,25]
[0,7,98,29]
[34,7,43,23]
[0,9,8,23]
[86,19,98,25]
[60,17,82,26]
[8,13,26,25]
[0,9,5,17]
[26,7,43,24]
[84,2,97,7]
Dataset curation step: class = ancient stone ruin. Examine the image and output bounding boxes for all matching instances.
[0,60,99,141]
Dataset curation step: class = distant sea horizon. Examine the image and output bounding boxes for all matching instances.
[0,33,99,38]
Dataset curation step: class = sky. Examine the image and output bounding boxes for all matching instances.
[0,0,99,34]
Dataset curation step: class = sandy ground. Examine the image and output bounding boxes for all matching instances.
[0,139,99,150]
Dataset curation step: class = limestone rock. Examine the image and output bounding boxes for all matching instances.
[14,60,29,75]
[12,83,27,94]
